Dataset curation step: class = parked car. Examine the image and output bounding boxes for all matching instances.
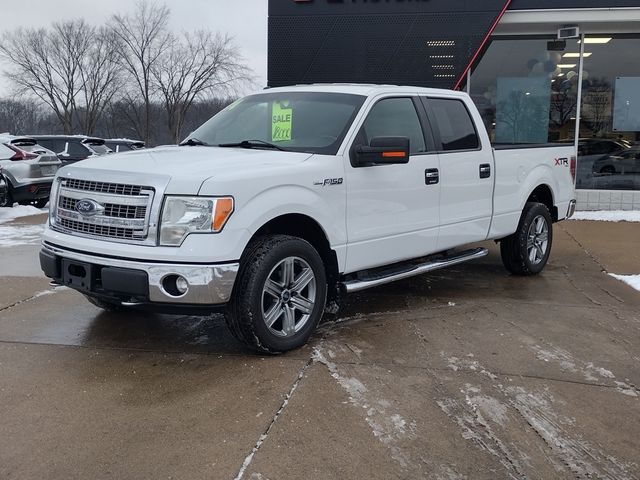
[40,85,576,353]
[576,138,632,189]
[104,138,145,153]
[592,147,640,175]
[0,135,61,208]
[0,166,7,207]
[31,135,113,166]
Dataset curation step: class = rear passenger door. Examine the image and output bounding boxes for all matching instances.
[345,96,440,273]
[421,97,494,250]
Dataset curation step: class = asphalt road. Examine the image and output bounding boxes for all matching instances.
[0,214,639,479]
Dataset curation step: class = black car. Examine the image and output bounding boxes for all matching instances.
[104,138,145,153]
[30,135,113,165]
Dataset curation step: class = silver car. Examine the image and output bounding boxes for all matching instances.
[0,135,62,208]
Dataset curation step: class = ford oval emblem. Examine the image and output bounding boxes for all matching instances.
[75,199,102,216]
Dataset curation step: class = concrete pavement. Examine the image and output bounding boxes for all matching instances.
[0,215,638,479]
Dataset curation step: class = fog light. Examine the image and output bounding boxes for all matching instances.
[161,274,189,297]
[176,276,189,294]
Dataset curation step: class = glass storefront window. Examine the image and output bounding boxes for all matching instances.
[469,35,640,193]
[576,37,640,191]
[469,37,580,145]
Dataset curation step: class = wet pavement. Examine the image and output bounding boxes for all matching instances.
[0,213,639,479]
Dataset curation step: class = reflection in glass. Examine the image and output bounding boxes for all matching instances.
[577,37,640,191]
[470,38,579,145]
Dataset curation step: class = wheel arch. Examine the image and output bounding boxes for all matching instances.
[249,213,340,303]
[526,184,558,222]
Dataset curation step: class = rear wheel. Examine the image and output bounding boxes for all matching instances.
[225,235,327,353]
[500,202,553,276]
[33,198,48,209]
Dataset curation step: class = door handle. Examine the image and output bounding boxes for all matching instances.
[479,164,491,179]
[425,168,439,185]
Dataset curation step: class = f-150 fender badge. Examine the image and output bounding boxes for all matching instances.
[314,178,344,186]
[555,157,569,166]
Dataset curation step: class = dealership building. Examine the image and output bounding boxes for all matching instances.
[268,0,640,210]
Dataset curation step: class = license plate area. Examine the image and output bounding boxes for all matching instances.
[41,166,56,176]
[62,259,94,292]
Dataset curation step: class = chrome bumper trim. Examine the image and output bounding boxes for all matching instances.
[42,243,238,305]
[567,200,577,219]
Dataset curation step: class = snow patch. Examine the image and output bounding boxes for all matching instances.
[0,205,47,224]
[570,210,640,223]
[313,345,416,468]
[0,224,44,247]
[609,274,640,293]
[615,382,639,398]
[440,351,637,478]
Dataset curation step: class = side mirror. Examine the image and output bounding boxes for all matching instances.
[354,136,410,167]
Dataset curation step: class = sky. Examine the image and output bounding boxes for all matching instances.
[0,0,268,96]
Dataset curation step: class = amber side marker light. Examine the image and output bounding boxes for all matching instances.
[382,151,407,158]
[213,198,234,232]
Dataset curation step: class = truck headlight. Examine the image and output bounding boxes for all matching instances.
[159,196,234,246]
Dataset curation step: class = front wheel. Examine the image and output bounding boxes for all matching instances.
[500,202,553,276]
[225,235,327,353]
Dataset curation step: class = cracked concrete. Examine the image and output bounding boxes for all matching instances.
[0,215,639,479]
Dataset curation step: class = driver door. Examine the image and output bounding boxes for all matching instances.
[344,96,440,273]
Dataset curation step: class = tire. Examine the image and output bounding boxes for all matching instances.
[600,166,616,174]
[84,294,123,312]
[33,198,48,209]
[0,186,13,208]
[225,234,327,353]
[500,202,553,276]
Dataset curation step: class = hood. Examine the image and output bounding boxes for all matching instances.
[65,145,314,194]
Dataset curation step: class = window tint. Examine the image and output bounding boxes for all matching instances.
[360,98,426,154]
[36,139,54,151]
[428,98,479,151]
[67,141,89,158]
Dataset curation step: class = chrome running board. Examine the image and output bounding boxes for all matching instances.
[343,247,489,293]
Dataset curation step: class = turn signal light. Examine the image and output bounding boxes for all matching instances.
[382,151,407,158]
[213,197,234,232]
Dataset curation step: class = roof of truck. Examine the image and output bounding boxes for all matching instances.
[262,83,467,97]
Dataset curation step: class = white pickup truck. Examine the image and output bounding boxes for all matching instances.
[40,85,576,352]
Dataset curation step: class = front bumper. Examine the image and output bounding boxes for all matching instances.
[40,242,238,306]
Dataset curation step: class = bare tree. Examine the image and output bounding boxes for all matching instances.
[110,0,171,144]
[0,20,93,134]
[77,27,122,135]
[0,99,43,134]
[152,31,250,143]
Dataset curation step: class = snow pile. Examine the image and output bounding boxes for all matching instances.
[0,224,44,247]
[609,274,640,293]
[0,205,47,224]
[570,210,640,222]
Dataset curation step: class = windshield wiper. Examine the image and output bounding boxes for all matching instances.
[218,140,289,151]
[180,137,210,146]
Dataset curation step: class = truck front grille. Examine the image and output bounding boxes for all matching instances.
[57,217,141,240]
[52,178,154,243]
[59,196,147,220]
[64,178,143,196]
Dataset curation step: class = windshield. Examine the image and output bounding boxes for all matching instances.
[186,92,366,155]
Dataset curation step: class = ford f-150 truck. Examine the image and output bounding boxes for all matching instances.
[39,85,576,352]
